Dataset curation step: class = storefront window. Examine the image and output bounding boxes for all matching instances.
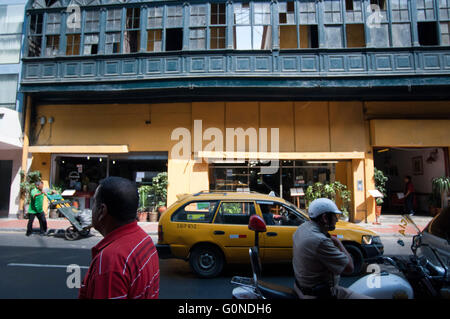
[209,160,338,204]
[52,153,168,209]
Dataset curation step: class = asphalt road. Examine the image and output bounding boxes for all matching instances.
[0,231,414,299]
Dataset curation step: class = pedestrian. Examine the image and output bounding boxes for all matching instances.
[26,181,48,236]
[403,176,415,216]
[292,198,371,299]
[79,176,159,299]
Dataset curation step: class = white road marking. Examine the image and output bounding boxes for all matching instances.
[7,263,89,269]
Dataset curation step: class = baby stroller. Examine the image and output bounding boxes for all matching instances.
[46,193,92,240]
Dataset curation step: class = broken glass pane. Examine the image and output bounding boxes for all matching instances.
[234,25,252,49]
[253,25,271,49]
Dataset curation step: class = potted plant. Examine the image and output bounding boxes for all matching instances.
[305,181,352,221]
[138,185,152,222]
[429,176,450,216]
[152,172,168,218]
[374,168,388,224]
[19,170,42,219]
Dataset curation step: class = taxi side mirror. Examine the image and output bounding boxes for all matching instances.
[249,215,267,233]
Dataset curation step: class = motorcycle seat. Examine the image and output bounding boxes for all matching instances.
[257,280,298,299]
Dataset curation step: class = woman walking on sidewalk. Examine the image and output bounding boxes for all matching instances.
[26,181,48,236]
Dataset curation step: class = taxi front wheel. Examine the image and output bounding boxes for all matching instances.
[343,244,364,276]
[189,244,224,278]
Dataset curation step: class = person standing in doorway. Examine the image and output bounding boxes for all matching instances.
[26,181,48,236]
[404,176,415,216]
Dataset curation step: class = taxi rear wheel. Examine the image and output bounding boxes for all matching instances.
[189,244,224,278]
[343,244,364,276]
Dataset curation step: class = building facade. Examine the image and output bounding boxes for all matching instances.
[19,0,450,222]
[0,0,26,218]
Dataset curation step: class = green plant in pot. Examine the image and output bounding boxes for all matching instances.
[374,168,388,213]
[138,185,152,222]
[305,181,352,221]
[429,176,450,216]
[152,172,168,215]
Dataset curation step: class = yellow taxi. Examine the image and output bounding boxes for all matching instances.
[157,191,383,278]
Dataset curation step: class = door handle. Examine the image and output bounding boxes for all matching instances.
[266,232,278,237]
[213,230,225,235]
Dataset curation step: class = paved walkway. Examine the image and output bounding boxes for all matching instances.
[0,214,432,236]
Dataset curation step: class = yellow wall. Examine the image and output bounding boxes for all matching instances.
[370,119,450,147]
[31,101,376,219]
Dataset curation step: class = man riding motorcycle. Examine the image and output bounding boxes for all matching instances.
[292,198,372,299]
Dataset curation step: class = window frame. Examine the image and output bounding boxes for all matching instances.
[213,200,257,225]
[171,200,220,223]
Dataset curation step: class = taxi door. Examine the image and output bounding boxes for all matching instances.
[210,201,258,263]
[256,201,304,263]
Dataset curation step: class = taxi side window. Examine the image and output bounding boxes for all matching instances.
[171,201,219,223]
[258,202,305,227]
[214,202,256,225]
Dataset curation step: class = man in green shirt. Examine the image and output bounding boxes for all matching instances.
[26,181,48,236]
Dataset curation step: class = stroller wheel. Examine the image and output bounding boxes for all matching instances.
[65,226,80,241]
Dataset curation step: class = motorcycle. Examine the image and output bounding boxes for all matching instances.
[231,215,450,299]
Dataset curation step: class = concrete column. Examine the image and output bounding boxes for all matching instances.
[19,95,32,213]
[352,159,366,223]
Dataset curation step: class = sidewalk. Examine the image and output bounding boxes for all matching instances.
[0,214,431,236]
[0,218,158,235]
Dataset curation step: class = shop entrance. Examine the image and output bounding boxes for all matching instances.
[373,147,449,215]
[209,160,341,207]
[51,152,168,209]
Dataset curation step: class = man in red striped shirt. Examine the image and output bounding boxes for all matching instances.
[79,177,159,299]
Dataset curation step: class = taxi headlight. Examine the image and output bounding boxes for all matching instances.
[362,235,373,245]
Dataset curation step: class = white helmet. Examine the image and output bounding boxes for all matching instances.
[308,198,342,219]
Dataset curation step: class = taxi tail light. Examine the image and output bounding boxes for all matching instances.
[158,225,163,243]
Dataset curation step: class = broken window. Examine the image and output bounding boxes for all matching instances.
[391,0,411,47]
[210,3,226,49]
[45,13,60,56]
[233,3,251,49]
[166,5,183,51]
[106,9,122,54]
[370,0,387,10]
[253,2,271,49]
[345,0,363,23]
[147,6,163,52]
[124,7,140,53]
[279,1,297,49]
[190,4,207,49]
[418,21,439,45]
[28,13,43,57]
[83,10,100,55]
[233,2,271,50]
[105,33,120,54]
[298,1,318,48]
